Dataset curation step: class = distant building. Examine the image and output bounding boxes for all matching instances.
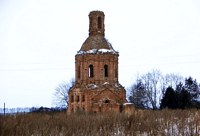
[68,11,127,113]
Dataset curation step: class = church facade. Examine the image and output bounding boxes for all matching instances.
[68,11,127,113]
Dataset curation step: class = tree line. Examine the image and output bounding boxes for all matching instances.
[54,70,200,110]
[128,70,200,109]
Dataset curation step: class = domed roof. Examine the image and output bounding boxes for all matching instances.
[77,35,117,54]
[80,35,113,51]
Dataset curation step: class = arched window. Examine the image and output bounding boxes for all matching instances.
[71,95,74,102]
[89,65,94,77]
[82,95,85,102]
[119,103,123,113]
[98,16,102,29]
[115,66,118,78]
[77,95,80,102]
[78,66,80,78]
[105,99,110,104]
[104,65,108,77]
[90,17,92,26]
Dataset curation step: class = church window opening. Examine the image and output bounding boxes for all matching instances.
[115,67,118,78]
[105,99,110,104]
[119,103,123,113]
[89,65,94,77]
[90,17,92,26]
[104,65,108,77]
[98,17,102,29]
[77,95,80,102]
[71,95,74,102]
[78,66,80,78]
[82,95,85,102]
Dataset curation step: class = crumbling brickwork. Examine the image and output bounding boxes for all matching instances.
[68,11,127,113]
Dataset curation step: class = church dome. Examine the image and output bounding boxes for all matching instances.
[77,35,117,54]
[77,11,117,55]
[80,35,112,51]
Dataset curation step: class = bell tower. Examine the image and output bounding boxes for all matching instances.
[68,11,126,114]
[89,11,105,36]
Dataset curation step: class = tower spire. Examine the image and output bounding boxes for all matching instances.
[89,11,105,36]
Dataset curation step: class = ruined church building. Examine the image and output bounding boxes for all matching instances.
[68,11,129,113]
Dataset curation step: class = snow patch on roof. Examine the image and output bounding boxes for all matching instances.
[77,48,118,55]
[87,84,98,89]
[123,103,134,105]
[103,82,109,85]
[115,83,121,88]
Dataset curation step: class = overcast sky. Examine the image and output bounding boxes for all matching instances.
[0,0,200,108]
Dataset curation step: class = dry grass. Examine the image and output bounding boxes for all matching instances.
[1,110,200,136]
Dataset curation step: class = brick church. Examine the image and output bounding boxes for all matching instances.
[68,11,127,113]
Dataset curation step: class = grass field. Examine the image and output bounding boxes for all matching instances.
[1,109,200,135]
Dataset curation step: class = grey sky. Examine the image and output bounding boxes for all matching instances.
[0,0,200,108]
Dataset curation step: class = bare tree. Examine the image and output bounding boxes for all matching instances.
[141,71,184,109]
[53,78,75,108]
[128,79,149,109]
[129,70,194,109]
[128,70,163,109]
[160,73,184,96]
[165,73,184,89]
[141,70,162,109]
